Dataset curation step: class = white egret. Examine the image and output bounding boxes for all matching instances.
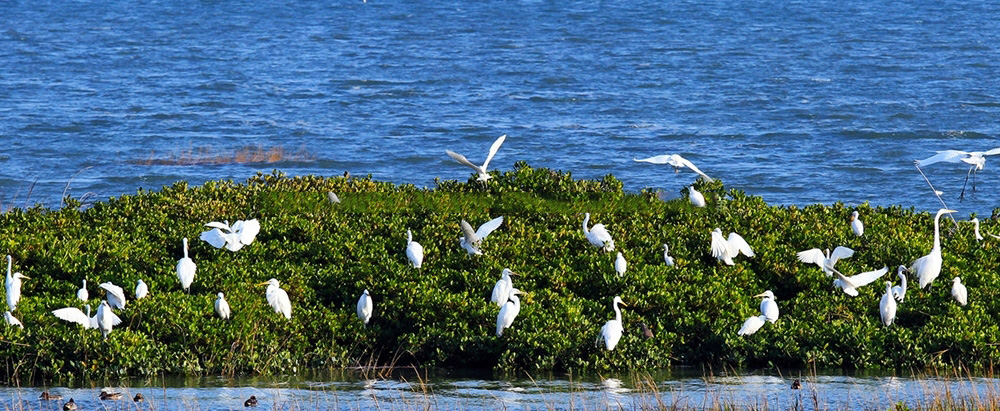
[850,211,864,237]
[910,208,957,289]
[327,192,341,204]
[633,154,714,182]
[405,229,424,268]
[710,229,754,266]
[214,292,231,320]
[5,255,29,312]
[755,291,779,323]
[832,266,889,297]
[357,289,373,327]
[916,148,1000,198]
[797,246,854,276]
[583,213,615,252]
[495,288,525,337]
[459,216,504,255]
[77,279,88,302]
[176,237,196,292]
[688,186,706,207]
[490,269,518,307]
[972,217,983,241]
[663,244,675,266]
[891,266,908,302]
[4,311,22,328]
[199,219,260,252]
[952,277,968,306]
[738,315,767,336]
[260,278,292,320]
[52,304,120,330]
[95,300,117,339]
[599,296,627,350]
[99,282,127,309]
[446,134,507,182]
[135,280,149,299]
[614,252,627,276]
[880,282,896,326]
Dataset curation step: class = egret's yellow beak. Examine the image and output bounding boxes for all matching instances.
[944,209,958,214]
[619,301,628,307]
[257,281,270,286]
[753,292,767,298]
[510,271,520,277]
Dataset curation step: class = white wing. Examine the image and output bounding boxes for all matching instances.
[268,288,292,319]
[727,233,754,257]
[916,150,968,167]
[52,307,92,328]
[446,150,483,173]
[491,280,510,307]
[99,283,127,309]
[460,220,480,244]
[829,246,855,264]
[710,230,731,263]
[738,316,766,336]
[984,148,1000,156]
[797,248,826,266]
[234,219,261,245]
[475,216,504,239]
[481,134,506,171]
[204,221,232,231]
[633,154,675,164]
[760,299,779,323]
[674,156,713,182]
[848,266,890,288]
[199,228,229,249]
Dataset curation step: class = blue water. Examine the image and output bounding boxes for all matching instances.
[2,0,1000,215]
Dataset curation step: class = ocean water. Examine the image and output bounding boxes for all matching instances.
[2,0,1000,217]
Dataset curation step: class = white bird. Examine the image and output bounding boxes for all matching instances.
[710,229,754,265]
[214,292,231,320]
[891,266,908,302]
[917,148,1000,198]
[599,296,627,350]
[490,269,518,307]
[199,219,261,252]
[99,282,127,309]
[5,255,29,312]
[260,278,292,320]
[77,279,88,302]
[910,209,957,289]
[176,238,196,292]
[95,300,117,339]
[52,304,121,330]
[663,244,675,266]
[634,154,714,182]
[755,290,779,323]
[446,134,507,182]
[952,277,968,306]
[405,229,424,268]
[583,213,615,252]
[495,288,525,337]
[459,216,504,255]
[738,315,767,336]
[688,186,706,207]
[850,211,864,237]
[832,266,889,297]
[797,246,855,276]
[971,217,983,241]
[880,281,897,327]
[4,311,22,329]
[357,289,373,327]
[614,252,627,276]
[134,280,149,300]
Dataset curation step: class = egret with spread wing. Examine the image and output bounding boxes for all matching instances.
[832,266,889,297]
[99,282,127,309]
[916,148,1000,199]
[200,219,260,251]
[710,229,754,265]
[634,154,714,182]
[446,134,507,182]
[459,216,504,255]
[797,246,854,276]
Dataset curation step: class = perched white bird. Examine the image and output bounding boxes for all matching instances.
[583,213,615,252]
[916,148,1000,199]
[176,238,196,292]
[850,211,864,237]
[688,186,706,208]
[52,304,120,330]
[5,255,29,312]
[99,282,127,310]
[77,279,88,302]
[738,315,767,336]
[260,278,292,320]
[599,296,627,350]
[4,311,22,329]
[496,288,525,337]
[663,244,675,266]
[891,266,908,303]
[134,280,149,300]
[880,282,897,327]
[634,154,714,182]
[952,277,968,306]
[199,219,260,252]
[357,289,373,327]
[832,266,889,297]
[797,246,854,276]
[459,216,504,255]
[95,300,117,339]
[756,291,779,323]
[327,192,341,204]
[405,229,424,269]
[614,252,627,276]
[710,229,754,265]
[446,134,507,182]
[214,292,231,320]
[490,269,518,307]
[910,209,957,289]
[971,217,983,241]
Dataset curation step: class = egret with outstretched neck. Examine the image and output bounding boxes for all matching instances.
[910,208,957,289]
[599,296,627,350]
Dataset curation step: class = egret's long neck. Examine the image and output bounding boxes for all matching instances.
[5,257,10,280]
[583,214,591,234]
[933,212,943,250]
[900,274,907,288]
[613,301,622,322]
[183,238,189,258]
[407,230,413,243]
[86,305,91,318]
[510,295,520,308]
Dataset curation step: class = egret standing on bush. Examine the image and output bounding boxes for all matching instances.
[5,255,29,312]
[599,296,627,350]
[177,237,196,292]
[892,266,908,302]
[357,289,373,327]
[755,291,779,323]
[405,229,424,269]
[135,280,148,299]
[952,277,968,306]
[496,288,524,337]
[77,279,88,302]
[491,269,518,307]
[215,292,231,320]
[260,278,292,320]
[583,213,615,252]
[910,208,957,289]
[850,211,864,237]
[614,252,627,276]
[880,281,896,326]
[663,244,675,266]
[688,186,706,207]
[96,300,119,339]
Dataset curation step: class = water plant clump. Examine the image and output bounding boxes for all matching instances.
[1,163,998,380]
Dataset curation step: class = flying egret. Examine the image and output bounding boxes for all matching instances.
[260,278,292,320]
[614,252,627,276]
[490,269,518,307]
[599,296,627,350]
[880,281,896,326]
[446,134,507,182]
[52,304,121,330]
[910,208,957,289]
[135,280,149,299]
[96,300,118,339]
[5,255,29,311]
[633,154,714,182]
[971,217,983,241]
[177,237,196,292]
[215,292,231,320]
[199,219,260,252]
[952,277,968,306]
[738,315,767,336]
[916,148,1000,199]
[850,211,864,237]
[891,266,908,302]
[583,213,615,252]
[797,246,854,276]
[357,289,373,326]
[755,291,779,323]
[832,266,889,297]
[688,186,706,207]
[495,288,525,337]
[99,282,127,309]
[710,229,754,265]
[405,229,424,268]
[663,244,675,266]
[77,279,88,302]
[459,216,504,255]
[4,311,22,328]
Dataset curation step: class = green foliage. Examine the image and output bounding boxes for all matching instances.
[1,165,999,380]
